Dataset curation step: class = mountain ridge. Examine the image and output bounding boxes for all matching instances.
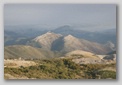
[31,32,114,54]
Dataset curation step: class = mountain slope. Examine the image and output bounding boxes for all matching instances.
[30,32,113,54]
[62,35,84,52]
[33,32,62,50]
[4,45,55,59]
[57,34,112,54]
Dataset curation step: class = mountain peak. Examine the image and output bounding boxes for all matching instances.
[67,34,74,37]
[45,31,59,35]
[46,31,55,33]
[64,34,77,40]
[33,32,62,50]
[53,25,73,32]
[34,32,62,41]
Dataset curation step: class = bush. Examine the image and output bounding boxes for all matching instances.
[99,70,116,79]
[4,59,116,79]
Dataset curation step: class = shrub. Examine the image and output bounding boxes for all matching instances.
[4,59,116,79]
[99,70,116,79]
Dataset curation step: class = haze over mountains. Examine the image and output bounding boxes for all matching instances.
[4,25,116,59]
[5,25,116,45]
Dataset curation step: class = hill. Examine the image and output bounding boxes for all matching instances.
[4,45,55,59]
[65,50,99,59]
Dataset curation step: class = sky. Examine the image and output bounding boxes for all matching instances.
[4,4,116,31]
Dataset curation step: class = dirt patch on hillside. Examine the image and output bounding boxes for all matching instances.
[4,59,37,68]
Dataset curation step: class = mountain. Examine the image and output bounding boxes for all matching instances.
[4,25,116,46]
[4,32,116,60]
[32,32,62,50]
[62,35,84,52]
[4,30,45,46]
[4,25,48,46]
[30,32,113,54]
[4,45,55,59]
[52,25,75,35]
[52,25,116,44]
[4,30,21,45]
[5,25,48,38]
[104,41,116,50]
[52,25,88,37]
[61,35,112,54]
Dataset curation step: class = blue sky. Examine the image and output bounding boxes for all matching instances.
[4,4,116,31]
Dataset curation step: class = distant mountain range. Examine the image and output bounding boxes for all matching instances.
[4,25,116,59]
[4,25,116,46]
[52,25,116,44]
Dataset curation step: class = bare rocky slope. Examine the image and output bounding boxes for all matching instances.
[33,32,62,50]
[32,32,113,54]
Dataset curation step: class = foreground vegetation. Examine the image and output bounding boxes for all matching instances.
[4,58,116,79]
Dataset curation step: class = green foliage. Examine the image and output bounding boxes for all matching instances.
[4,59,116,79]
[82,64,100,79]
[99,70,116,79]
[81,64,116,79]
[5,59,82,79]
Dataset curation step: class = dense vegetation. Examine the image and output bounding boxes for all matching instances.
[82,64,116,79]
[4,59,116,79]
